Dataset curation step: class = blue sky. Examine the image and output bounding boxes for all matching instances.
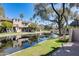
[2,3,52,25]
[2,3,34,22]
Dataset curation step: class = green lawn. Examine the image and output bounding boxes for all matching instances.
[11,38,62,56]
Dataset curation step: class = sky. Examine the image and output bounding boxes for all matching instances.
[1,3,52,25]
[1,3,78,25]
[2,3,34,22]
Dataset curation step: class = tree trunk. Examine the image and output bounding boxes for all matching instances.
[51,3,65,36]
[58,17,62,36]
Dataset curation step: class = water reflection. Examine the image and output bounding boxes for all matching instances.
[0,33,52,55]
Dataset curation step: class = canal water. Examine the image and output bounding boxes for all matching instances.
[0,33,57,56]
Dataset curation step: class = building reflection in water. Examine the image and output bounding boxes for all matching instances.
[0,33,49,49]
[12,35,29,47]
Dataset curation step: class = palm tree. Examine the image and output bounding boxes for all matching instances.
[19,13,24,20]
[30,18,33,22]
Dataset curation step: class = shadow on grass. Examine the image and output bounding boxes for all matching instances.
[41,47,60,56]
[55,39,69,43]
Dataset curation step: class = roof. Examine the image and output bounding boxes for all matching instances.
[70,20,79,26]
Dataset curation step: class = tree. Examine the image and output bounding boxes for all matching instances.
[56,6,74,35]
[28,23,39,31]
[33,3,66,36]
[44,25,52,30]
[2,21,13,32]
[51,3,67,36]
[20,13,24,20]
[0,26,4,33]
[69,4,79,28]
[30,18,33,22]
[33,3,79,36]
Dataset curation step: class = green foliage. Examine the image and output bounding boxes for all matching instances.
[33,4,53,20]
[33,3,75,36]
[2,21,13,29]
[20,13,24,19]
[44,25,52,30]
[28,23,36,29]
[56,35,69,43]
[57,39,69,43]
[28,23,40,31]
[0,26,3,32]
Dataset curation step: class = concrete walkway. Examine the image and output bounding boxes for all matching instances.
[0,31,51,37]
[48,42,79,56]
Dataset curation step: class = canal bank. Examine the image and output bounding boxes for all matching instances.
[6,38,49,56]
[7,38,62,56]
[0,31,51,38]
[0,32,53,56]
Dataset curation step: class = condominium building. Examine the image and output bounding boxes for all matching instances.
[0,4,28,32]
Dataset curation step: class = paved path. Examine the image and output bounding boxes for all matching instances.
[0,31,51,37]
[48,42,79,56]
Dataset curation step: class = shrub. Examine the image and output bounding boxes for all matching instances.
[56,35,69,43]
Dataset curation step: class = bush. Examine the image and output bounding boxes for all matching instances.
[56,35,69,43]
[2,21,13,29]
[0,26,4,33]
[57,39,69,43]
